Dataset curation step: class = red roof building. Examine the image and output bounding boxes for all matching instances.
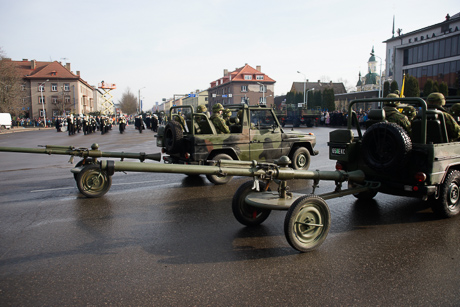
[9,59,96,119]
[208,64,276,108]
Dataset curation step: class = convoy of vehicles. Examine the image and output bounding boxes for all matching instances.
[1,97,460,253]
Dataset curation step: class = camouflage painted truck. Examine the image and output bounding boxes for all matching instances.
[155,104,318,184]
[328,96,460,218]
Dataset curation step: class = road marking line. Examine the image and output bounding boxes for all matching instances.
[30,180,165,193]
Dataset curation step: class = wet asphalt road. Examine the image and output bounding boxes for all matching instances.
[0,125,460,306]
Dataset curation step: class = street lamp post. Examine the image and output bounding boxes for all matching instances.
[138,87,145,114]
[39,79,49,127]
[297,71,307,105]
[370,51,383,98]
[305,88,315,108]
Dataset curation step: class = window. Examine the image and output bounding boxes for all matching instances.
[39,96,45,104]
[38,84,45,92]
[241,85,248,92]
[64,83,70,91]
[65,96,71,104]
[259,97,266,104]
[21,84,26,91]
[259,85,266,92]
[52,96,58,104]
[256,75,264,80]
[51,83,58,91]
[244,75,252,80]
[241,97,246,103]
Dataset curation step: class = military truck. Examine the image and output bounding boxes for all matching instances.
[156,104,318,184]
[276,106,321,127]
[328,97,460,218]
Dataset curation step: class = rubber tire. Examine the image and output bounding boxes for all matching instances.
[290,147,311,170]
[205,153,234,185]
[76,164,112,198]
[348,181,378,200]
[73,158,95,180]
[163,121,183,153]
[431,170,460,218]
[232,180,271,226]
[362,122,412,173]
[284,195,330,252]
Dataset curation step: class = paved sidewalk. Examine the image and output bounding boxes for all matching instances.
[0,127,55,134]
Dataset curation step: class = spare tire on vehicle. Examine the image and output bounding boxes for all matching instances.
[361,122,412,173]
[163,121,183,153]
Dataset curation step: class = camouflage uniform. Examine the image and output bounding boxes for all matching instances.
[211,103,230,134]
[384,94,411,134]
[427,92,460,142]
[223,109,232,125]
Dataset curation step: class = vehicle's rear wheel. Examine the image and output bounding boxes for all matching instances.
[206,153,234,185]
[290,147,311,170]
[348,181,378,200]
[431,170,460,218]
[232,181,271,226]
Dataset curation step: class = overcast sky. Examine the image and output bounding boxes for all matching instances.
[0,0,458,110]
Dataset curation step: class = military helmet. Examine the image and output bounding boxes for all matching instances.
[451,103,460,116]
[197,104,207,113]
[427,92,446,106]
[223,109,232,118]
[212,103,224,113]
[384,93,400,106]
[402,105,417,120]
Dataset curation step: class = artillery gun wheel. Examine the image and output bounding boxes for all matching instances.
[290,147,311,170]
[73,158,96,180]
[76,164,112,198]
[164,121,183,153]
[284,195,330,252]
[206,153,234,185]
[431,170,460,218]
[361,122,412,173]
[232,181,271,226]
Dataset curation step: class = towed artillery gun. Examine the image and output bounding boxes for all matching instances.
[2,97,460,252]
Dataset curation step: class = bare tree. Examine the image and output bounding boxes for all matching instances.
[118,88,138,115]
[51,87,73,115]
[0,49,27,116]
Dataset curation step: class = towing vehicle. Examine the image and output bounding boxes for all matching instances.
[1,97,459,252]
[156,104,318,184]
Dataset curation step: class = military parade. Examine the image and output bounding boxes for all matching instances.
[1,5,460,306]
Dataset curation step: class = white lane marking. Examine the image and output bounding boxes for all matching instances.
[30,180,165,193]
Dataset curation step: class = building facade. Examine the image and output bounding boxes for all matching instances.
[385,12,460,94]
[181,90,209,111]
[208,64,276,108]
[9,59,95,119]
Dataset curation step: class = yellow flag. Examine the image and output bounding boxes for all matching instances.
[400,73,405,97]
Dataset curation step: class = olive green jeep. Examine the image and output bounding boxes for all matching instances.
[328,97,460,218]
[156,104,318,184]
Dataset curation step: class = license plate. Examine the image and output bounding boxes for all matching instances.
[331,147,346,155]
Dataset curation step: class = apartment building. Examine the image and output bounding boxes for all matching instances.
[10,59,95,118]
[208,64,276,108]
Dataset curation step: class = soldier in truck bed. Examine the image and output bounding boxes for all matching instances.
[427,92,460,142]
[211,103,230,134]
[384,93,412,134]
